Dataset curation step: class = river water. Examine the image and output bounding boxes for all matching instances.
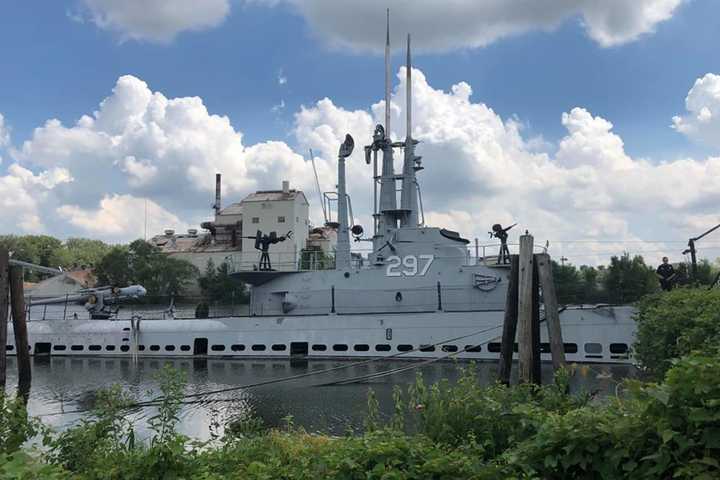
[3,357,637,440]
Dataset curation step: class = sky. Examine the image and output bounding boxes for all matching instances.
[1,0,720,265]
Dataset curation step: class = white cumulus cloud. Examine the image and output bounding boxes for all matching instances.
[672,73,720,148]
[0,113,10,148]
[77,0,231,43]
[275,0,684,52]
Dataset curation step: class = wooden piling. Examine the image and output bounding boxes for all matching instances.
[9,266,31,385]
[0,248,9,388]
[497,255,519,385]
[536,253,566,370]
[517,234,536,384]
[531,260,541,384]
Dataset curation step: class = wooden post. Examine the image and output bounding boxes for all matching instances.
[0,248,9,388]
[497,255,519,385]
[531,261,542,384]
[536,253,566,370]
[9,266,31,385]
[517,234,536,384]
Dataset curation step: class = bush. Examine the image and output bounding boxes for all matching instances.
[633,288,720,378]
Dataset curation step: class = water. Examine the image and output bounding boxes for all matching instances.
[3,357,637,440]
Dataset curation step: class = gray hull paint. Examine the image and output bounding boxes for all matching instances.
[8,306,636,364]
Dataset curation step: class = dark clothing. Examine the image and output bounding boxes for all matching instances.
[657,263,675,291]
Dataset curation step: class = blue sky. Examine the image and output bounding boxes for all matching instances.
[1,0,720,264]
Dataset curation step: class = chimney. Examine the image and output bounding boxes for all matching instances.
[214,173,222,214]
[282,180,290,194]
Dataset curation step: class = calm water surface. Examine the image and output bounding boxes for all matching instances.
[4,357,637,440]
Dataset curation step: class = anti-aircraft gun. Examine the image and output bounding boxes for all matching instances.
[243,230,293,271]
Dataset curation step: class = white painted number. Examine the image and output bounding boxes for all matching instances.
[386,255,434,277]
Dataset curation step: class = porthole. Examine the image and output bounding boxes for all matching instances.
[71,345,84,351]
[252,344,266,351]
[463,345,480,353]
[375,344,391,352]
[105,345,116,351]
[231,344,245,352]
[149,345,160,352]
[354,344,370,352]
[563,343,578,354]
[443,345,459,352]
[5,345,13,351]
[120,345,130,352]
[419,345,435,352]
[165,345,176,351]
[488,343,501,353]
[180,345,191,351]
[333,344,349,352]
[89,345,102,351]
[312,344,327,351]
[540,343,551,353]
[271,344,286,351]
[53,345,66,351]
[610,343,628,354]
[397,344,413,352]
[584,343,603,354]
[211,345,226,352]
[138,345,146,351]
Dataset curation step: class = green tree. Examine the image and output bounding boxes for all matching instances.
[63,238,111,269]
[198,259,247,304]
[551,261,582,304]
[603,253,658,303]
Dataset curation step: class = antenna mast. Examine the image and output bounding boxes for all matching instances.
[399,33,420,227]
[309,148,328,224]
[385,8,391,137]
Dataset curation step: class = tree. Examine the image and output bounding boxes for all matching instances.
[603,253,658,304]
[198,259,247,304]
[551,261,582,304]
[95,240,197,297]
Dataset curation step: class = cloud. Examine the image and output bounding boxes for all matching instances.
[0,113,10,148]
[293,67,720,265]
[672,73,720,148]
[277,69,287,86]
[77,0,230,43]
[275,0,684,52]
[57,194,188,239]
[0,164,73,233]
[11,74,315,241]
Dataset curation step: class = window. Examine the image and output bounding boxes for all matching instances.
[5,345,13,351]
[180,345,191,351]
[150,345,160,352]
[419,345,435,352]
[138,345,146,351]
[333,344,349,352]
[488,343,501,353]
[120,345,130,352]
[354,344,370,352]
[397,344,413,352]
[211,345,226,352]
[563,343,578,354]
[464,345,480,352]
[610,343,628,354]
[375,344,391,352]
[71,345,84,351]
[252,344,266,351]
[277,216,285,223]
[252,217,260,224]
[584,343,603,354]
[53,345,66,351]
[231,344,245,352]
[165,345,176,351]
[105,345,116,351]
[272,344,287,351]
[89,345,102,351]
[312,344,327,351]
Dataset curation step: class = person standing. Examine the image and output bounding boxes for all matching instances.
[656,257,676,291]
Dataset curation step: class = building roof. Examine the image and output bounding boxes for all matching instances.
[242,189,308,204]
[218,203,243,216]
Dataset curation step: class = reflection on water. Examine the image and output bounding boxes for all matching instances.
[3,357,637,440]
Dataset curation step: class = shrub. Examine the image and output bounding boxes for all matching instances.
[633,288,720,378]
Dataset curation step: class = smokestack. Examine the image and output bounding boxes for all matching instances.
[282,180,290,194]
[214,173,222,214]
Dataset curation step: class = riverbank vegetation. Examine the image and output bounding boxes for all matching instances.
[1,287,719,479]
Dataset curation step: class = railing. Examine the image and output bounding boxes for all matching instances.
[472,242,548,267]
